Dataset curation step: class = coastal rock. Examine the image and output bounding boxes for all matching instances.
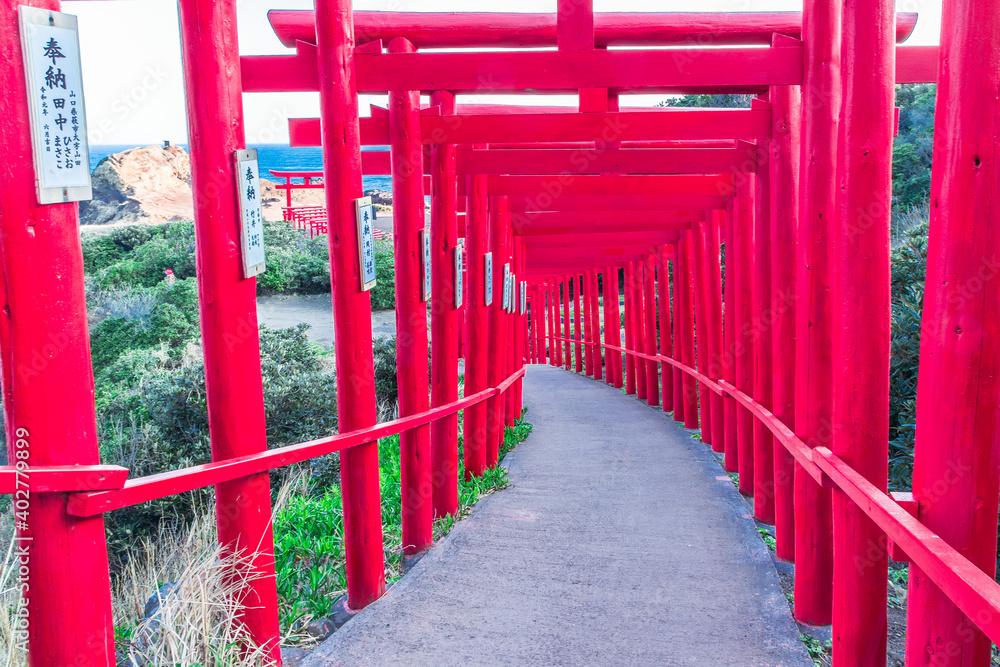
[79,145,194,225]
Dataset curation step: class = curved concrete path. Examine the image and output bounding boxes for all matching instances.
[303,365,812,666]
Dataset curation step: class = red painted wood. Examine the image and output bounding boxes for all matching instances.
[690,220,712,445]
[267,10,917,49]
[512,210,699,230]
[704,214,726,454]
[631,262,648,401]
[0,4,116,659]
[457,146,757,176]
[0,466,127,494]
[316,0,387,610]
[480,174,734,198]
[733,177,755,496]
[583,270,595,376]
[768,70,801,563]
[591,270,603,381]
[389,38,432,555]
[609,267,624,388]
[464,173,490,476]
[486,196,511,467]
[429,90,460,520]
[601,267,614,385]
[657,247,674,412]
[752,126,775,524]
[722,201,738,473]
[678,236,698,430]
[562,278,572,370]
[832,0,894,661]
[557,0,593,50]
[573,275,584,373]
[905,0,1000,662]
[548,282,557,367]
[176,0,282,652]
[894,45,939,84]
[68,372,525,518]
[671,245,686,424]
[793,0,838,626]
[508,194,728,211]
[642,256,659,405]
[624,264,637,394]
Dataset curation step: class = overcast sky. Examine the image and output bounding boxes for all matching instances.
[62,0,943,146]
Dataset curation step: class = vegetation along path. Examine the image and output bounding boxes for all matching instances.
[303,364,812,666]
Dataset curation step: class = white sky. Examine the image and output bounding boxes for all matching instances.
[62,0,943,146]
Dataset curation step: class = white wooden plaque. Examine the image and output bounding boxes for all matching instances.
[234,150,266,279]
[520,281,527,314]
[19,7,91,204]
[454,242,464,308]
[355,196,376,291]
[501,263,511,309]
[484,252,493,306]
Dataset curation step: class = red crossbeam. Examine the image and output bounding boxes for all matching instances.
[457,146,758,175]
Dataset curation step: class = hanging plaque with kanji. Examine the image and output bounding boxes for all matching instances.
[19,7,92,204]
[355,196,377,291]
[235,149,266,279]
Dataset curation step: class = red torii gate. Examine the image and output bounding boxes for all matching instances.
[1,1,999,667]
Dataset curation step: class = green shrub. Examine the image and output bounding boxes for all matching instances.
[92,222,196,289]
[369,238,396,310]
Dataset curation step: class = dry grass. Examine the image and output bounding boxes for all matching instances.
[0,510,26,667]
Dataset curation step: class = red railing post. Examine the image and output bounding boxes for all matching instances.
[751,118,775,525]
[562,277,571,370]
[548,281,557,366]
[769,65,801,563]
[734,173,755,495]
[833,0,894,661]
[429,90,460,519]
[601,268,614,385]
[643,256,660,406]
[513,240,526,413]
[671,247,686,424]
[608,267,624,389]
[177,0,282,652]
[658,247,674,412]
[678,235,698,429]
[691,222,712,444]
[623,265,636,393]
[315,0,387,609]
[463,171,490,477]
[722,200,738,472]
[794,0,839,626]
[0,2,115,663]
[704,214,726,454]
[486,196,510,466]
[590,270,603,381]
[389,36,432,554]
[582,271,594,376]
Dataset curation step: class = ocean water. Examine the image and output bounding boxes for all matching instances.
[89,144,393,192]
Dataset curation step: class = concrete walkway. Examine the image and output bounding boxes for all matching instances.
[303,365,812,667]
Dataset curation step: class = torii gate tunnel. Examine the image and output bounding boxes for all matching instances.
[0,0,998,665]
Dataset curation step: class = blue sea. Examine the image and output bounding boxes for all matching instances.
[89,144,393,192]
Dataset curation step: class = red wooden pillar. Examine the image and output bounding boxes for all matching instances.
[389,37,432,554]
[795,0,839,627]
[548,282,558,366]
[623,264,637,394]
[0,2,115,663]
[539,284,548,365]
[632,262,648,401]
[582,271,594,375]
[562,277,572,370]
[529,288,538,364]
[501,220,515,428]
[751,125,775,524]
[316,0,386,609]
[705,214,726,455]
[178,0,283,649]
[671,247,686,424]
[573,274,584,372]
[642,256,660,406]
[513,239,526,415]
[691,222,711,444]
[463,172,490,478]
[608,266,624,389]
[678,236,698,429]
[770,69,800,563]
[722,201,738,473]
[734,175,755,496]
[658,247,674,412]
[602,267,614,385]
[833,0,894,661]
[429,90,460,519]
[590,270,603,381]
[486,196,510,467]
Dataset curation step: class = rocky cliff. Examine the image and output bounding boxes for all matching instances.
[79,145,194,225]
